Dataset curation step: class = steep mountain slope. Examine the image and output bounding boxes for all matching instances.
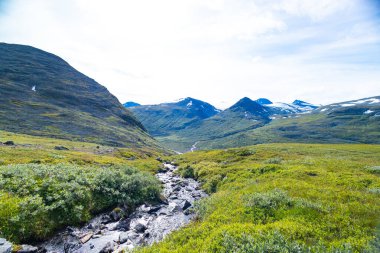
[0,43,157,148]
[129,97,220,136]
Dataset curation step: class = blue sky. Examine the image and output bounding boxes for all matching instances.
[0,0,379,108]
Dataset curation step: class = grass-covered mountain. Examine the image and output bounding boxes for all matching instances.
[131,97,318,152]
[185,96,380,151]
[130,97,220,136]
[0,43,158,148]
[130,96,379,152]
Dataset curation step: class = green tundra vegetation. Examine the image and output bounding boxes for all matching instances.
[1,130,380,252]
[0,130,164,243]
[138,144,380,252]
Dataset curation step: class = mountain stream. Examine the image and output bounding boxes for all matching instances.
[39,163,206,253]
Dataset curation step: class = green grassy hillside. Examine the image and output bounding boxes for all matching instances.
[139,144,380,252]
[130,97,220,136]
[155,97,380,152]
[0,43,158,148]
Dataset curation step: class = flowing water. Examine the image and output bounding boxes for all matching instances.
[39,163,206,253]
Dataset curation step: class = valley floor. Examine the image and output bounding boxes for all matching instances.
[0,130,379,252]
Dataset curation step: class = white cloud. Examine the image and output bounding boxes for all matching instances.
[0,0,379,108]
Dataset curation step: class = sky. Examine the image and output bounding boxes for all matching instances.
[0,0,379,108]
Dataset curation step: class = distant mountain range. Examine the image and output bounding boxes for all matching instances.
[127,96,380,152]
[0,43,158,148]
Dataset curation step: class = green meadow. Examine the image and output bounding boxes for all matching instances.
[138,144,380,252]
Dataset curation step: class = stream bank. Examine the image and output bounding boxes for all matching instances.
[37,163,206,253]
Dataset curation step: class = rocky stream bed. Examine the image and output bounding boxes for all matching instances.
[24,163,206,253]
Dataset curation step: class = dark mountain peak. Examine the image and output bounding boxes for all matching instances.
[123,101,141,108]
[229,97,268,115]
[256,98,273,105]
[174,97,199,107]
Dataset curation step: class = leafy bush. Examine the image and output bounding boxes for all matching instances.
[180,165,195,179]
[265,157,283,164]
[0,163,160,242]
[212,230,305,253]
[367,166,380,174]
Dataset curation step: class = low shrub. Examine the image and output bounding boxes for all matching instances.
[0,163,160,242]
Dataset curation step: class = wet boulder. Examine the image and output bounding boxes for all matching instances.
[168,203,181,212]
[147,205,161,214]
[110,209,122,221]
[100,214,112,224]
[0,238,12,253]
[99,241,116,253]
[180,200,192,210]
[114,218,131,231]
[134,223,147,233]
[63,236,81,252]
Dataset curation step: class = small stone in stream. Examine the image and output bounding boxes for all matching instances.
[110,209,122,221]
[115,218,131,231]
[90,243,95,249]
[144,232,150,238]
[80,233,93,244]
[119,232,129,244]
[66,226,75,233]
[63,238,80,252]
[17,244,39,253]
[147,205,161,214]
[4,141,14,146]
[173,186,181,192]
[180,200,192,210]
[157,167,168,173]
[134,223,147,233]
[169,203,181,212]
[99,242,116,253]
[101,214,112,224]
[87,223,94,229]
[158,194,169,205]
[54,146,69,150]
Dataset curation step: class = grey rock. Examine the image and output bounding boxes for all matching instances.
[99,242,116,253]
[119,232,129,244]
[147,206,161,214]
[3,141,14,146]
[169,203,181,212]
[134,223,147,233]
[17,244,38,253]
[100,214,112,224]
[0,238,12,253]
[115,218,131,231]
[180,200,192,210]
[109,210,121,221]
